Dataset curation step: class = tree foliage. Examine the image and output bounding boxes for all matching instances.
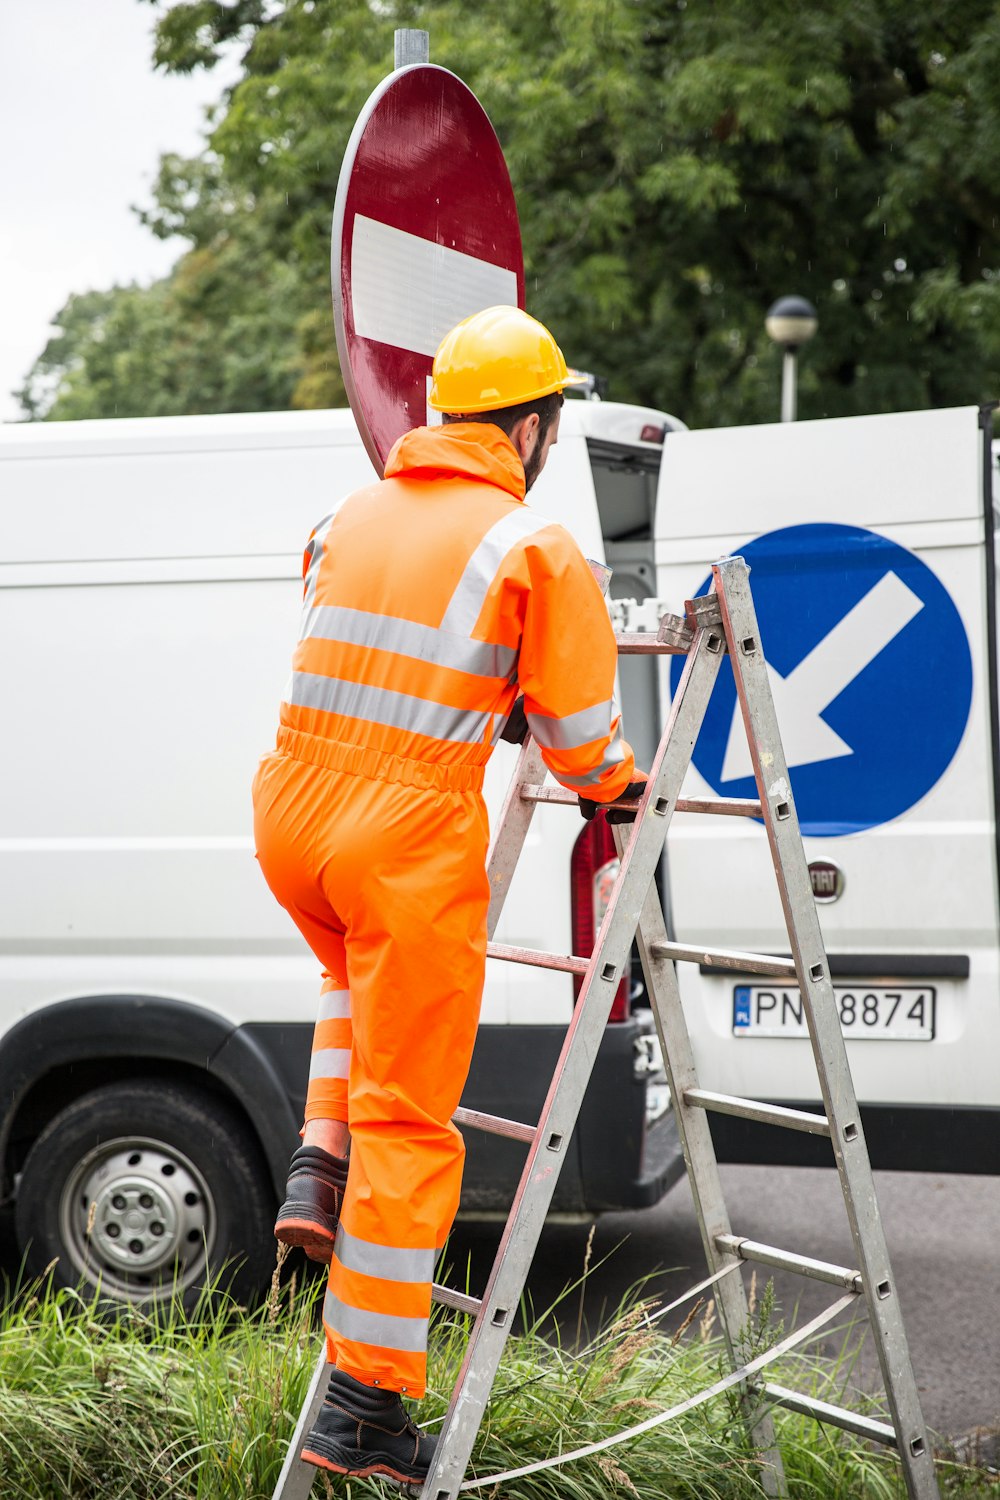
[18,0,1000,426]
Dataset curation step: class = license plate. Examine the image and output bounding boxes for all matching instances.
[733,985,936,1040]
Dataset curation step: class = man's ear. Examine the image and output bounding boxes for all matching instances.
[509,411,541,461]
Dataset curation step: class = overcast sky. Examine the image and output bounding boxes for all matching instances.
[1,0,240,422]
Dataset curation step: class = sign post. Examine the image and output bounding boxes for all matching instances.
[393,28,428,68]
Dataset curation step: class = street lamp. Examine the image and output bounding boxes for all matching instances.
[765,295,818,422]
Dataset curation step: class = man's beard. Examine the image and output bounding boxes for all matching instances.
[523,436,544,492]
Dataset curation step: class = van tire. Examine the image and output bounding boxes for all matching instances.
[14,1079,277,1311]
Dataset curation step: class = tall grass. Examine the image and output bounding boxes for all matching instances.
[0,1253,992,1498]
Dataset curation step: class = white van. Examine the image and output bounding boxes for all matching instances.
[0,400,683,1307]
[651,403,1000,1175]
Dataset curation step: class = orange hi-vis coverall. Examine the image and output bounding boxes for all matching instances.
[252,421,637,1397]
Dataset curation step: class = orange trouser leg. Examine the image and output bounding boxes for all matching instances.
[253,752,353,1124]
[321,771,489,1396]
[253,749,489,1396]
[305,972,352,1125]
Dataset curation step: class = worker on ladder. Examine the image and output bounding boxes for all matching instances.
[252,305,646,1489]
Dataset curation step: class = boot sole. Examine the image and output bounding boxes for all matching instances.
[301,1436,426,1490]
[274,1215,336,1264]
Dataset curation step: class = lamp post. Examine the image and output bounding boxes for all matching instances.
[765,295,818,422]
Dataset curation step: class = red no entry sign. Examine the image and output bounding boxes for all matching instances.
[332,64,524,473]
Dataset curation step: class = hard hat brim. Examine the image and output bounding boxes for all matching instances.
[428,368,591,414]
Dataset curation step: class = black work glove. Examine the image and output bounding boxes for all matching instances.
[499,696,529,745]
[578,778,649,824]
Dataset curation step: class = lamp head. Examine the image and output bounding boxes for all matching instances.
[765,295,818,350]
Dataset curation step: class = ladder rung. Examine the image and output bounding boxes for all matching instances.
[759,1382,898,1448]
[684,1089,832,1136]
[487,940,588,975]
[615,632,689,656]
[519,784,582,806]
[650,940,796,977]
[676,795,763,818]
[452,1104,537,1145]
[716,1233,863,1292]
[517,786,762,819]
[520,784,645,813]
[432,1283,483,1316]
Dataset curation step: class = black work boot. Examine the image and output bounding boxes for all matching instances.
[274,1144,349,1263]
[301,1368,437,1489]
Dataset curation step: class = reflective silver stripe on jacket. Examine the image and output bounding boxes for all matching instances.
[324,1290,428,1353]
[439,509,553,636]
[299,492,358,620]
[300,603,517,680]
[309,1047,350,1081]
[301,510,337,612]
[286,672,492,745]
[552,723,627,788]
[333,1225,437,1284]
[317,988,351,1021]
[526,699,617,751]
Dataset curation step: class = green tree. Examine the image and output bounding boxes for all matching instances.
[19,0,1000,426]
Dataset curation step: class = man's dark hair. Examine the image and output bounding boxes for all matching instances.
[442,390,564,443]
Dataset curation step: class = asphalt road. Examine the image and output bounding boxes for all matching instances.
[446,1163,1000,1446]
[3,1165,996,1448]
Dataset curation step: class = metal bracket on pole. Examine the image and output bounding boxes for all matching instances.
[394,28,429,68]
[656,612,694,651]
[684,593,724,634]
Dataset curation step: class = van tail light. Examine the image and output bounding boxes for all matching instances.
[570,812,631,1023]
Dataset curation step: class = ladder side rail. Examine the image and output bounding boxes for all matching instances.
[270,1285,486,1500]
[485,736,549,936]
[419,626,727,1499]
[627,867,787,1497]
[271,1349,329,1500]
[714,556,938,1500]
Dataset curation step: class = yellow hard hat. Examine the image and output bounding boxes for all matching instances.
[427,305,589,414]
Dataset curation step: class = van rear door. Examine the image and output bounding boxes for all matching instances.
[653,405,1000,1172]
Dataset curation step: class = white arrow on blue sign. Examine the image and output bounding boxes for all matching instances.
[671,523,974,836]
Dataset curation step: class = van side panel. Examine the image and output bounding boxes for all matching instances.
[653,407,1000,1165]
[1,409,690,1239]
[0,412,601,1039]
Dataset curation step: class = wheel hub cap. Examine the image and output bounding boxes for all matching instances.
[63,1138,214,1291]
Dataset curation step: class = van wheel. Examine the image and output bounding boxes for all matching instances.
[15,1080,276,1310]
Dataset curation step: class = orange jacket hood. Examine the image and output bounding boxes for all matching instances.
[383,423,526,502]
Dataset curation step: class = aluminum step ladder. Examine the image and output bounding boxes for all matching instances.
[272,554,939,1500]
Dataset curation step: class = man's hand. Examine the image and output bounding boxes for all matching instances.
[578,777,649,825]
[499,697,529,745]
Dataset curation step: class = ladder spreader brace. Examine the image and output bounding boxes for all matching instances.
[272,555,940,1500]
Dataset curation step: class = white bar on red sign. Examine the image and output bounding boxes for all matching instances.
[351,215,518,356]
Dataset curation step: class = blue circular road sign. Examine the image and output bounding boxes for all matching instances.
[671,523,974,836]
